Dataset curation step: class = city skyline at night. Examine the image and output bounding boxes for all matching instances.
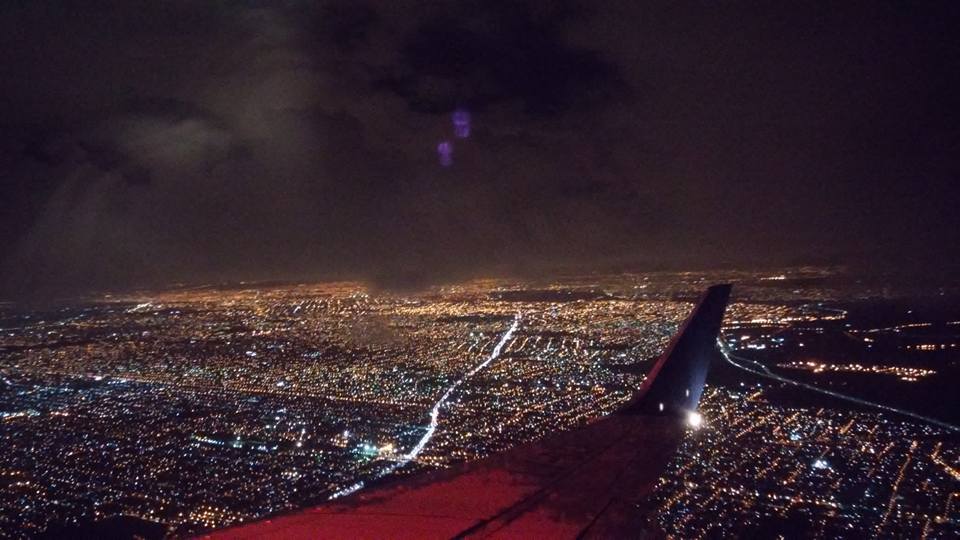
[1,2,959,538]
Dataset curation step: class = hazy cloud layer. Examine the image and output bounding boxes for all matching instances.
[1,1,958,298]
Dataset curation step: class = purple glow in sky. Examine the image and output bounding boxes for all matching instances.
[437,141,453,167]
[452,109,471,138]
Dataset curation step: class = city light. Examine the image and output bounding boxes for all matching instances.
[1,269,958,537]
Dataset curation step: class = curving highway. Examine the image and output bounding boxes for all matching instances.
[718,338,960,433]
[331,314,522,499]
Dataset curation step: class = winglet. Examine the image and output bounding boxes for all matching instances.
[622,284,732,417]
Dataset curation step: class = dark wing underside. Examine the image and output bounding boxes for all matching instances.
[207,285,732,540]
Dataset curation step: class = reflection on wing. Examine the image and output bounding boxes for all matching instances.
[206,284,732,539]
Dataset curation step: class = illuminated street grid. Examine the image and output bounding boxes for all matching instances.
[0,279,700,536]
[653,387,960,539]
[0,271,957,537]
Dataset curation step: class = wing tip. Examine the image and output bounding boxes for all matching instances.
[621,283,733,417]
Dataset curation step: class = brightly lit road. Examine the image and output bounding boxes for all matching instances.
[331,313,522,499]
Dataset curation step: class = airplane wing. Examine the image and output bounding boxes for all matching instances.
[206,284,732,539]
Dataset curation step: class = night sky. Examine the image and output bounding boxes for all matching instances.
[1,1,958,298]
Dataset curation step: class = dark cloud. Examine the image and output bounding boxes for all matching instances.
[376,1,621,114]
[310,1,380,52]
[1,1,959,299]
